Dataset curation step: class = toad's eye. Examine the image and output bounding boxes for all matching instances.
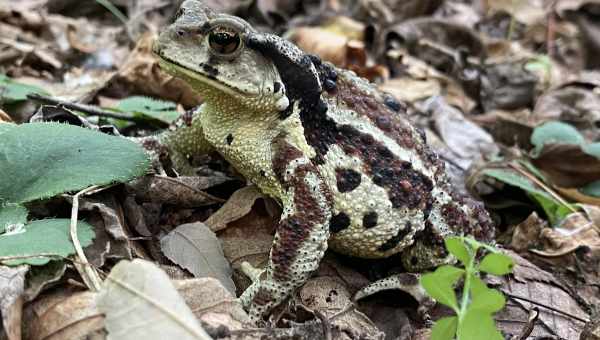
[208,28,241,55]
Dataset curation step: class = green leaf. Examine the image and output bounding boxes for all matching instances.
[482,168,552,200]
[469,276,505,313]
[420,265,464,310]
[445,237,471,266]
[582,142,600,158]
[0,74,49,102]
[458,308,503,340]
[478,253,514,276]
[115,96,180,124]
[0,122,149,204]
[0,219,94,266]
[529,192,573,225]
[431,316,457,340]
[530,121,584,154]
[0,203,28,233]
[581,180,600,198]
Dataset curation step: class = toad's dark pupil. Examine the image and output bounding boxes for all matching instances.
[209,31,240,54]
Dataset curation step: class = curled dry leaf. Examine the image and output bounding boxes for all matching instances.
[532,143,600,187]
[97,259,212,340]
[126,175,227,207]
[24,291,104,340]
[0,110,12,123]
[0,265,28,340]
[298,277,384,338]
[204,185,265,232]
[160,222,235,293]
[425,96,499,169]
[489,251,588,339]
[113,32,202,108]
[173,277,249,325]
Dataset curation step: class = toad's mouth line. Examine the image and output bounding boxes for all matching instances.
[155,53,261,99]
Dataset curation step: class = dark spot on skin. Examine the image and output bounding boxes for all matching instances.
[308,54,322,66]
[324,79,337,92]
[201,63,219,77]
[410,256,418,266]
[383,94,402,112]
[335,168,361,193]
[416,127,426,143]
[273,82,282,93]
[329,212,351,233]
[377,222,412,252]
[260,170,266,177]
[226,133,234,145]
[362,211,378,229]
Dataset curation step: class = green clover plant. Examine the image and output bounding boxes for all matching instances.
[420,236,514,340]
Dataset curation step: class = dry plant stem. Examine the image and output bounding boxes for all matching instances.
[509,162,577,214]
[517,307,539,340]
[27,93,139,121]
[507,293,589,323]
[70,185,103,291]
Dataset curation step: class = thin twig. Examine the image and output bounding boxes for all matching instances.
[70,185,104,291]
[509,162,577,214]
[517,307,539,340]
[27,93,138,121]
[507,293,589,323]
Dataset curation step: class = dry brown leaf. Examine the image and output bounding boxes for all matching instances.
[0,265,28,340]
[24,290,104,340]
[97,259,212,340]
[298,277,384,338]
[489,251,588,339]
[126,175,226,207]
[290,26,350,67]
[532,144,600,187]
[113,32,202,108]
[204,185,265,232]
[173,277,249,325]
[0,110,12,123]
[160,222,235,293]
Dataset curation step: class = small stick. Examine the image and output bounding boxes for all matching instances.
[507,293,589,324]
[70,185,104,291]
[27,93,138,122]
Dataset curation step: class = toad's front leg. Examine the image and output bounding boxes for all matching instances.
[239,140,332,322]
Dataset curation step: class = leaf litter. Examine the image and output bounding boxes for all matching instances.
[1,0,600,339]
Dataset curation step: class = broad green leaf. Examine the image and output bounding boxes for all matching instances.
[458,308,503,340]
[0,219,94,266]
[478,253,514,276]
[529,192,573,225]
[0,122,15,135]
[0,203,28,233]
[116,96,180,124]
[97,259,212,340]
[482,168,552,200]
[0,122,149,204]
[581,180,600,198]
[431,316,457,340]
[469,276,505,313]
[0,74,49,102]
[582,142,600,158]
[445,237,471,266]
[530,121,584,155]
[420,265,464,310]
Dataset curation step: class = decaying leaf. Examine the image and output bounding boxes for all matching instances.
[204,185,265,231]
[160,222,235,293]
[97,259,212,340]
[0,265,28,340]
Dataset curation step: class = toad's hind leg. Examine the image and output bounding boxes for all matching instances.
[239,139,333,322]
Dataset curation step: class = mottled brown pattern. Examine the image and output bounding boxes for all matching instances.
[271,138,304,185]
[252,287,274,306]
[329,71,442,171]
[270,142,329,282]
